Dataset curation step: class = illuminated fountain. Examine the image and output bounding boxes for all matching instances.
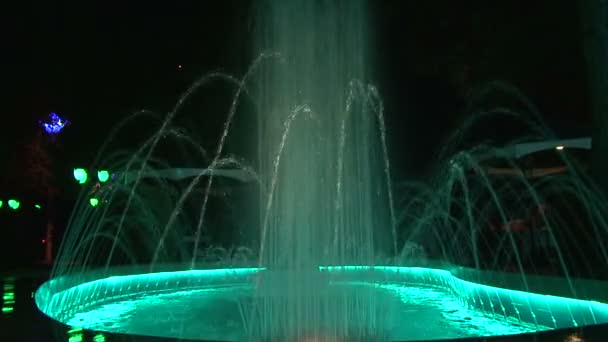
[36,1,608,341]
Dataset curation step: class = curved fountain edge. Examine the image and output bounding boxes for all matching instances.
[35,263,608,333]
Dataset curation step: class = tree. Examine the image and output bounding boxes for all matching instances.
[24,131,58,198]
[23,129,60,265]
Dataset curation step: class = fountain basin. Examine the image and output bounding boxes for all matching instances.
[35,266,608,341]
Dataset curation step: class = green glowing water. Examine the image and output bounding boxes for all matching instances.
[64,282,540,341]
[36,267,608,341]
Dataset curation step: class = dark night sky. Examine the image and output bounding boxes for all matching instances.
[2,1,592,187]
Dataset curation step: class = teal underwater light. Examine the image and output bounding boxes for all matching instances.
[35,267,608,339]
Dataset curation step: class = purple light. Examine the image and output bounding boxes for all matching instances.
[40,112,68,134]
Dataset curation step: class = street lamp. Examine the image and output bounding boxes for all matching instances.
[89,198,99,207]
[97,170,110,183]
[7,199,20,210]
[73,168,88,184]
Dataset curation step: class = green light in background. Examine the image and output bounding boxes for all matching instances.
[8,199,20,210]
[73,168,88,184]
[1,307,13,314]
[34,204,41,210]
[89,198,99,207]
[97,170,110,183]
[0,200,3,208]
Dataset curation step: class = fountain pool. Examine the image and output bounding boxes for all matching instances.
[36,266,608,341]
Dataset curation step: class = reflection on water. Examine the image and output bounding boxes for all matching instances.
[68,327,84,342]
[2,277,15,315]
[1,275,108,342]
[67,326,107,342]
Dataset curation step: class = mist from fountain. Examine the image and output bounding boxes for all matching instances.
[245,1,396,339]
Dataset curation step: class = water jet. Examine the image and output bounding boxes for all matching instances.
[35,1,608,341]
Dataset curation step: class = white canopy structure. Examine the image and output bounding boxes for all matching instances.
[510,137,591,158]
[478,137,591,178]
[116,168,257,184]
[476,137,591,161]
